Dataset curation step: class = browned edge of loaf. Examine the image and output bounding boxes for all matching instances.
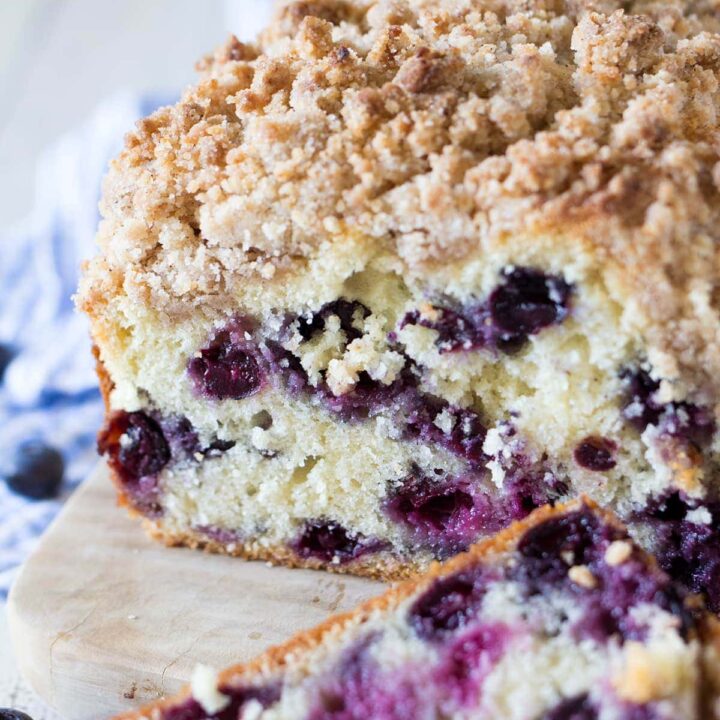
[143,520,421,581]
[93,345,420,581]
[702,616,720,720]
[113,497,717,720]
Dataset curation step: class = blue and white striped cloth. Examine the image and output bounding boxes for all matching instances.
[0,94,171,598]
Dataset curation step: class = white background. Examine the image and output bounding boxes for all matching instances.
[0,0,274,226]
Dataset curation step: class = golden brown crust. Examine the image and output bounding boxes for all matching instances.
[93,344,114,412]
[115,498,688,720]
[701,616,720,719]
[144,519,421,582]
[78,0,720,409]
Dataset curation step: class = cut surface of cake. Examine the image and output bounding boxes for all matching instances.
[118,502,720,720]
[79,0,720,604]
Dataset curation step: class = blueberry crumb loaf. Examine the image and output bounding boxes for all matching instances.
[117,501,720,720]
[79,0,720,603]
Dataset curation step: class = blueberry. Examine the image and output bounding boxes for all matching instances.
[98,411,170,483]
[514,508,602,591]
[293,520,384,563]
[621,368,662,431]
[386,472,478,552]
[188,342,264,400]
[188,320,266,401]
[0,344,14,383]
[621,368,714,443]
[637,492,720,613]
[0,710,35,720]
[3,441,64,500]
[433,623,509,705]
[296,521,359,561]
[297,299,370,343]
[542,694,597,720]
[409,565,488,640]
[489,267,572,337]
[574,436,617,471]
[400,267,572,355]
[160,684,280,720]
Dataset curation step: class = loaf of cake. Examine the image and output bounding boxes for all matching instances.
[78,0,720,606]
[117,501,720,720]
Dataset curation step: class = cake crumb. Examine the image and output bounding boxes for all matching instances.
[191,665,230,714]
[686,507,712,525]
[241,699,264,720]
[604,540,632,566]
[568,565,597,589]
[613,640,690,703]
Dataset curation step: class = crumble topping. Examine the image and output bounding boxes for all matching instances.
[79,0,720,406]
[568,564,598,588]
[604,539,633,565]
[191,664,230,714]
[613,637,698,704]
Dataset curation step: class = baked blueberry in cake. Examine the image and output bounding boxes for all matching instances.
[79,0,720,601]
[116,502,720,720]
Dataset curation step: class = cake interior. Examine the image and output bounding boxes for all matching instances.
[149,505,708,720]
[96,235,720,606]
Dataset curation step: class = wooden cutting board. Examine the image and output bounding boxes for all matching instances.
[7,466,384,720]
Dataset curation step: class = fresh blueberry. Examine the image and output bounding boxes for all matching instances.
[0,344,14,383]
[3,441,64,500]
[0,711,35,720]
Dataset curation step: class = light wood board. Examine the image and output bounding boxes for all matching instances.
[7,466,384,720]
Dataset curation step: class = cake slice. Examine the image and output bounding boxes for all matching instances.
[118,501,720,720]
[79,0,720,605]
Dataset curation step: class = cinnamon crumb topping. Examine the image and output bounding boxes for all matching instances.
[78,0,720,408]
